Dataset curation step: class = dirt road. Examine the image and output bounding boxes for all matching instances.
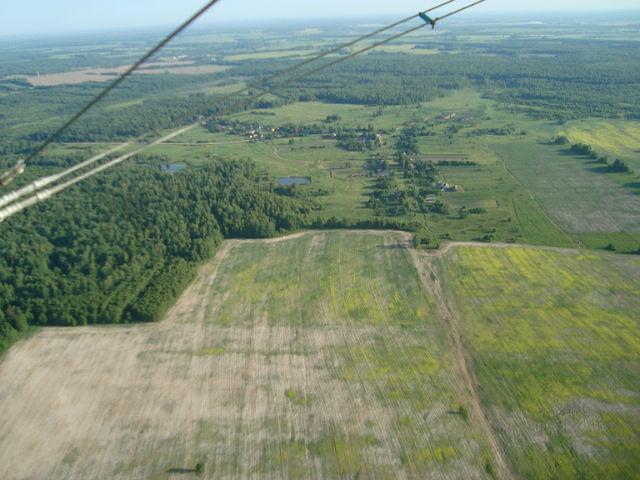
[409,248,515,480]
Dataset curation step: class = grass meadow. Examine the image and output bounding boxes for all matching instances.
[440,245,640,479]
[560,119,640,170]
[493,141,640,252]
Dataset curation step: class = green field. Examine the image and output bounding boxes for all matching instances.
[493,142,640,234]
[439,245,640,479]
[225,48,318,61]
[207,232,496,478]
[560,119,640,170]
[0,231,498,479]
[2,231,638,478]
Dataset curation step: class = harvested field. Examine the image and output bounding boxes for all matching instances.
[26,63,229,86]
[0,231,494,480]
[435,245,640,479]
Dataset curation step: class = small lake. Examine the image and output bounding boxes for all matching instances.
[160,163,187,174]
[277,176,311,186]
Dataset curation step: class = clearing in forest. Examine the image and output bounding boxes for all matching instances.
[0,231,494,480]
[435,245,640,479]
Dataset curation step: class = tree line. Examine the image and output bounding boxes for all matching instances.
[0,159,310,355]
[559,139,634,174]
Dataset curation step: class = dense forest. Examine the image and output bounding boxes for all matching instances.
[2,21,640,355]
[247,39,640,119]
[1,35,638,152]
[0,160,309,354]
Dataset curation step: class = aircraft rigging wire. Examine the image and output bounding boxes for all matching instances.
[245,0,461,92]
[434,0,487,22]
[0,144,129,209]
[0,0,487,224]
[264,24,433,91]
[200,1,488,119]
[0,0,458,195]
[0,128,192,223]
[0,0,223,183]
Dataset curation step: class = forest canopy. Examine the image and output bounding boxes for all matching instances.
[0,160,309,353]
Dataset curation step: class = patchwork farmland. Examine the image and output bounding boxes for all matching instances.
[0,232,493,479]
[0,231,638,479]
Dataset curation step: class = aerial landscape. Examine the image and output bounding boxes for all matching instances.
[0,0,639,478]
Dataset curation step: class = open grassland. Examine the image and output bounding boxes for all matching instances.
[437,245,640,479]
[0,231,495,480]
[493,141,640,234]
[559,119,640,170]
[172,91,574,247]
[55,88,635,250]
[25,63,229,86]
[225,49,318,61]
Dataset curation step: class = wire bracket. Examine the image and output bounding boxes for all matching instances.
[0,161,26,188]
[419,12,437,29]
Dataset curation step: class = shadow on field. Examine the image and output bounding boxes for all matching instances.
[558,149,579,156]
[588,165,612,174]
[624,181,640,194]
[167,467,197,474]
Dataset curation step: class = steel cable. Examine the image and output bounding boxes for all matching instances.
[0,0,488,223]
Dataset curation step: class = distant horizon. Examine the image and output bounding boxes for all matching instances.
[2,8,640,41]
[2,0,640,37]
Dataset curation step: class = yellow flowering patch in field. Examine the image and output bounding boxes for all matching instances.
[442,246,640,479]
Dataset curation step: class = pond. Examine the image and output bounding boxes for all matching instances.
[160,163,187,174]
[277,176,312,186]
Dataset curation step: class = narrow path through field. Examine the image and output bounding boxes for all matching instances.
[162,140,254,146]
[270,142,283,160]
[489,144,581,248]
[409,248,515,480]
[60,139,254,147]
[421,240,580,258]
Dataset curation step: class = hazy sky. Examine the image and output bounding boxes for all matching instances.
[2,0,640,36]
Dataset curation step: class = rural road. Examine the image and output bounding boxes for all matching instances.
[409,247,515,480]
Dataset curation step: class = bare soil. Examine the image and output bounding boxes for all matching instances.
[0,232,490,479]
[26,63,229,86]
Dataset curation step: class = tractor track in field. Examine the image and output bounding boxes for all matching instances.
[490,144,580,245]
[409,247,516,480]
[261,230,572,479]
[270,142,283,160]
[419,240,581,258]
[2,230,607,479]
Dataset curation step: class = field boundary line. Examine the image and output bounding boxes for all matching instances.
[16,240,241,339]
[488,143,582,248]
[420,240,581,258]
[408,248,515,480]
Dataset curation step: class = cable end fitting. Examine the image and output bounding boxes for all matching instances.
[419,12,437,29]
[0,161,26,188]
